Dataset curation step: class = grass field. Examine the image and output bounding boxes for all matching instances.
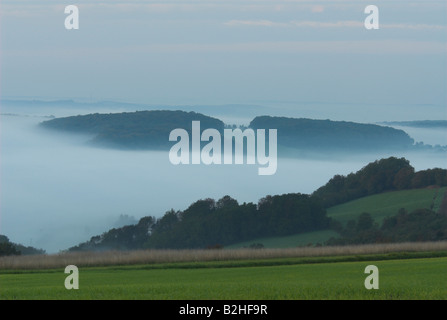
[1,255,446,299]
[327,187,446,226]
[1,242,447,300]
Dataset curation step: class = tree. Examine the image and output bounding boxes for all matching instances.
[393,167,415,190]
[0,242,21,256]
[216,195,238,209]
[356,212,375,232]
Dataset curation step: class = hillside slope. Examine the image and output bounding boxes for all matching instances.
[229,187,447,248]
[327,187,446,226]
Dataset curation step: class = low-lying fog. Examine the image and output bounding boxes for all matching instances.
[1,103,446,253]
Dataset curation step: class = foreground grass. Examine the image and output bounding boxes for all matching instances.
[1,256,446,299]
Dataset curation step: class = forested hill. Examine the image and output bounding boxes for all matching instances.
[40,110,225,150]
[41,110,416,152]
[67,157,447,252]
[250,116,414,152]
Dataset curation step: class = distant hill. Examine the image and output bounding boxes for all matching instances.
[40,110,224,150]
[250,116,414,153]
[40,110,416,153]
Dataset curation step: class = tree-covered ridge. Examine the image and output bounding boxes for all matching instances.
[250,116,415,152]
[312,157,447,208]
[40,110,225,149]
[40,110,419,152]
[67,157,447,252]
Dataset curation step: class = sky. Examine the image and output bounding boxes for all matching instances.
[1,0,446,109]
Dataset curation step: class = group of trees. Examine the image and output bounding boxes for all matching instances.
[312,157,447,208]
[0,235,45,256]
[327,208,447,245]
[69,193,330,251]
[69,216,156,252]
[146,193,330,249]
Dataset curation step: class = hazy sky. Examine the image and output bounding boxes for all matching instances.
[1,0,446,108]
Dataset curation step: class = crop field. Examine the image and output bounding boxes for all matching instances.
[1,243,447,300]
[1,257,446,300]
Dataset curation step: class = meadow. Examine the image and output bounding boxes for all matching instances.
[327,187,446,226]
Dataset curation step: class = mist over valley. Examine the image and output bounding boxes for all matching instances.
[1,100,446,253]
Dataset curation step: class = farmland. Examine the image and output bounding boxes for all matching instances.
[1,242,446,300]
[1,255,446,300]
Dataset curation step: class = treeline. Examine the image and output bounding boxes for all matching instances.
[69,194,330,251]
[312,157,447,208]
[0,235,46,256]
[327,207,447,245]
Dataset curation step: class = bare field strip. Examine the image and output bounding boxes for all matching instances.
[1,241,447,270]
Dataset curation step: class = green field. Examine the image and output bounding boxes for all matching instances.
[327,187,446,226]
[1,255,446,299]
